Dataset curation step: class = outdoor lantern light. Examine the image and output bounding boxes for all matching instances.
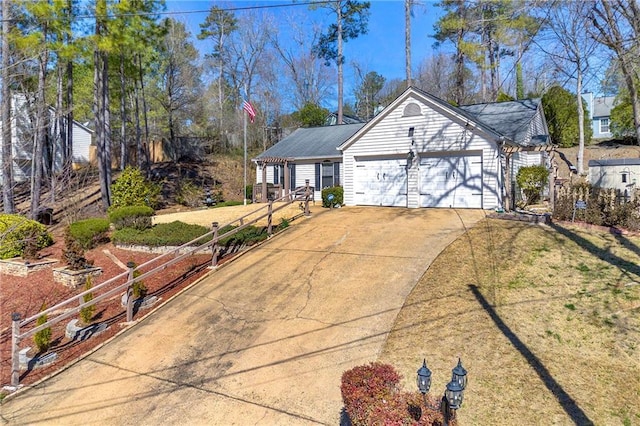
[416,358,432,394]
[445,379,464,410]
[451,358,467,391]
[416,357,468,426]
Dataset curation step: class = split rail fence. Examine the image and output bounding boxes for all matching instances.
[8,182,313,387]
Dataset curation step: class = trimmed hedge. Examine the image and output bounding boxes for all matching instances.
[218,224,269,247]
[112,221,212,247]
[0,214,53,259]
[69,218,110,250]
[108,205,154,230]
[322,186,344,208]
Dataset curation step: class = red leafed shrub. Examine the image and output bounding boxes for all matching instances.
[341,363,401,424]
[341,363,457,426]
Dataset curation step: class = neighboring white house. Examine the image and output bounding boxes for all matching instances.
[0,94,93,185]
[581,92,616,139]
[588,158,640,193]
[254,86,553,210]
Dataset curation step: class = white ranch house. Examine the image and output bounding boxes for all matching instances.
[254,87,553,210]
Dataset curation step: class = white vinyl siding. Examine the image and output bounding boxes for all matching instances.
[255,161,339,200]
[342,95,501,209]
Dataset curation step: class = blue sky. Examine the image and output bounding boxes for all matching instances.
[164,0,445,84]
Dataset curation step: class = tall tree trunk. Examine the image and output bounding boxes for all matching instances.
[1,0,15,213]
[405,0,412,87]
[102,50,111,203]
[30,47,49,218]
[137,54,150,171]
[134,67,142,168]
[576,66,585,175]
[337,3,343,124]
[65,0,73,179]
[120,53,127,170]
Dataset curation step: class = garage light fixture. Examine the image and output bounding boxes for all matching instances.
[416,358,467,425]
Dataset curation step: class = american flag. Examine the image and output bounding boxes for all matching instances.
[242,99,256,123]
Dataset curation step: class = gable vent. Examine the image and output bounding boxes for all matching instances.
[403,103,421,117]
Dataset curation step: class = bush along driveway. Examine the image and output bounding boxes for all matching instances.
[1,207,486,425]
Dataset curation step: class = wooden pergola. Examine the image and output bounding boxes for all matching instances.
[255,156,295,202]
[502,143,557,211]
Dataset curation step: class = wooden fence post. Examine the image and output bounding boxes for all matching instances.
[268,201,273,236]
[11,312,21,387]
[304,179,311,217]
[211,222,219,267]
[126,262,135,322]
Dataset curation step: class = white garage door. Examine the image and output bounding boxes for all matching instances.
[354,158,407,207]
[419,154,482,208]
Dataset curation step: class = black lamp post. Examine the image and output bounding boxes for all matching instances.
[416,358,467,426]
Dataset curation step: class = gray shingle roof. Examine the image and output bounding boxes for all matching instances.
[254,123,364,161]
[592,96,615,117]
[459,99,543,146]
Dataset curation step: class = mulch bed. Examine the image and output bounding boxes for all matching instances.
[0,233,214,388]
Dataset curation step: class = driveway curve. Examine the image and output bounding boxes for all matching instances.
[1,207,485,425]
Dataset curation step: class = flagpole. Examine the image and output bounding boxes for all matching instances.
[243,102,247,206]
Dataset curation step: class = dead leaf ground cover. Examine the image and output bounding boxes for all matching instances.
[380,218,640,426]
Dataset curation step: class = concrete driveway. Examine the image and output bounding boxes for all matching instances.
[1,207,485,425]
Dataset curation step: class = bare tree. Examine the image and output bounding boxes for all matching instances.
[540,1,598,174]
[591,0,640,145]
[271,13,334,110]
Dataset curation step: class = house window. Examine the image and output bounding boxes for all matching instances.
[315,162,340,190]
[600,118,610,133]
[622,172,628,183]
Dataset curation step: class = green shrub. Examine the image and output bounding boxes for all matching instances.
[218,225,268,247]
[34,303,52,353]
[129,262,148,299]
[176,179,203,207]
[277,218,290,231]
[0,214,53,259]
[69,218,110,250]
[245,184,253,201]
[79,276,96,324]
[108,205,154,230]
[110,166,161,210]
[321,186,344,208]
[516,165,549,206]
[112,221,212,247]
[213,200,242,208]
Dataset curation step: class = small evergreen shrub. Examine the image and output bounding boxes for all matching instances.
[0,214,53,259]
[322,186,344,208]
[69,218,110,249]
[79,276,96,324]
[108,205,154,230]
[110,166,161,210]
[62,226,92,270]
[112,221,212,247]
[34,303,52,353]
[129,262,148,299]
[277,218,290,231]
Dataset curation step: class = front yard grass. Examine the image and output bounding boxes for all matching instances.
[381,218,640,425]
